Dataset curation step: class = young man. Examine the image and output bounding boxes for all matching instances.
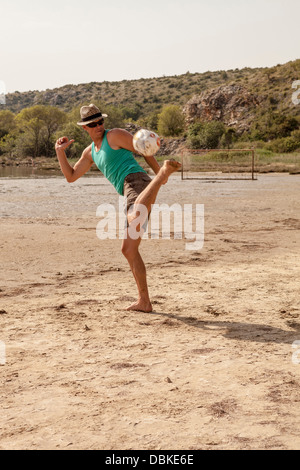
[55,104,181,313]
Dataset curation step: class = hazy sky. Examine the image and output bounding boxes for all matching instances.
[1,0,299,93]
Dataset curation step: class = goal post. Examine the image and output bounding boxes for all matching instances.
[180,148,256,181]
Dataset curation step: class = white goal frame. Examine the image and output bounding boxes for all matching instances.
[180,148,257,181]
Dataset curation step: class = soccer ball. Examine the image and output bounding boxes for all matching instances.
[133,129,161,157]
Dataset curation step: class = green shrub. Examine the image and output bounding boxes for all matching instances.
[265,131,300,153]
[187,121,225,149]
[157,105,185,137]
[250,110,299,141]
[220,128,236,148]
[138,112,159,132]
[266,139,286,153]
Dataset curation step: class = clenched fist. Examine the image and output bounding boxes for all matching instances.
[55,137,75,151]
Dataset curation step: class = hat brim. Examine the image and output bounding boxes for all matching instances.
[77,114,108,126]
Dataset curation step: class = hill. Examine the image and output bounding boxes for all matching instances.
[4,59,300,124]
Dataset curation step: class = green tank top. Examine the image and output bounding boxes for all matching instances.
[91,130,147,195]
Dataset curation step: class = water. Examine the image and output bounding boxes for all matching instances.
[0,165,62,178]
[0,165,102,179]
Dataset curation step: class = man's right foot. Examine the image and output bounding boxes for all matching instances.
[126,300,153,313]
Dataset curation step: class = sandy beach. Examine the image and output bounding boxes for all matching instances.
[0,172,300,450]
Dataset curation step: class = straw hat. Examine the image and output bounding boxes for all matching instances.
[77,104,108,126]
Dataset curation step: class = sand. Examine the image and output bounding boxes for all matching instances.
[0,172,300,450]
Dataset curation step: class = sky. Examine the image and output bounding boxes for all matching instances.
[0,0,299,93]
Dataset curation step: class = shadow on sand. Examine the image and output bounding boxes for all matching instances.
[151,311,300,345]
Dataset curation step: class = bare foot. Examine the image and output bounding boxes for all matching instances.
[160,159,182,184]
[126,300,153,313]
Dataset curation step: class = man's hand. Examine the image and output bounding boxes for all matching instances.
[55,137,75,151]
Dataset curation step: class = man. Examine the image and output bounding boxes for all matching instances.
[55,104,181,313]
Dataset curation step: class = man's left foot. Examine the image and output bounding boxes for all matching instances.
[126,300,153,313]
[159,159,182,184]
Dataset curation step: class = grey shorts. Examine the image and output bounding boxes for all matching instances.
[123,172,152,212]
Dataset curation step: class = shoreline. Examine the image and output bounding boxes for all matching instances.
[1,157,300,175]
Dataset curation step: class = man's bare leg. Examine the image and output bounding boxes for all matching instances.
[122,160,181,312]
[121,234,152,312]
[130,160,181,223]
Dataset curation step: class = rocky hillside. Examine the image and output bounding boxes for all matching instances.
[183,85,261,134]
[3,60,300,125]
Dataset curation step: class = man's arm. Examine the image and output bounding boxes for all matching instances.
[55,137,93,183]
[107,128,161,175]
[142,155,161,175]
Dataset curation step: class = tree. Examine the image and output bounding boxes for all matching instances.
[15,106,44,157]
[41,106,66,156]
[121,103,142,121]
[157,105,185,137]
[15,105,66,157]
[0,134,17,157]
[138,112,159,132]
[0,110,16,139]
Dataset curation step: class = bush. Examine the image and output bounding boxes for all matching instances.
[157,105,185,137]
[187,121,225,149]
[138,112,159,132]
[265,130,300,153]
[220,128,236,149]
[250,110,299,141]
